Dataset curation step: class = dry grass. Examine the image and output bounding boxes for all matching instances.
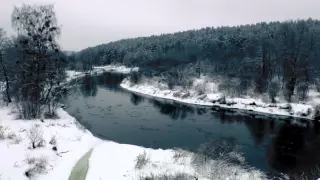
[135,151,150,169]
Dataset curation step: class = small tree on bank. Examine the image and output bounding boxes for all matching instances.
[11,4,66,119]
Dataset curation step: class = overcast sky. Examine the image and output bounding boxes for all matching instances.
[1,0,320,51]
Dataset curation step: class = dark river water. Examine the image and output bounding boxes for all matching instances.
[65,72,320,178]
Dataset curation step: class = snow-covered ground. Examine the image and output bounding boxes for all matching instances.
[66,65,139,82]
[0,106,100,180]
[0,105,267,180]
[92,65,139,74]
[121,77,320,120]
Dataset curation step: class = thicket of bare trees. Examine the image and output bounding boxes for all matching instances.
[0,4,67,119]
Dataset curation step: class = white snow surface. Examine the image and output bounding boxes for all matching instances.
[66,65,139,82]
[0,106,100,180]
[121,77,320,120]
[93,65,139,74]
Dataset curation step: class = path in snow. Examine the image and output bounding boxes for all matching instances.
[68,148,93,180]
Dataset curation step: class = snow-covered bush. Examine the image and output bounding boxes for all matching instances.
[7,131,17,140]
[218,95,226,104]
[25,156,48,178]
[135,151,150,169]
[25,154,37,164]
[13,134,22,144]
[172,148,189,163]
[194,82,207,95]
[27,124,44,149]
[49,135,57,146]
[139,172,194,180]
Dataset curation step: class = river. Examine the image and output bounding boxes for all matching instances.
[64,72,320,177]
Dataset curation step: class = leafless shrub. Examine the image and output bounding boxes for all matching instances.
[25,156,48,178]
[25,154,37,164]
[135,151,150,169]
[172,148,189,163]
[27,124,44,149]
[194,82,207,95]
[49,135,57,145]
[35,156,48,170]
[12,133,22,144]
[139,172,194,180]
[7,131,17,140]
[173,91,181,98]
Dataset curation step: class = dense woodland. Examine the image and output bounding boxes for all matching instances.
[70,19,320,103]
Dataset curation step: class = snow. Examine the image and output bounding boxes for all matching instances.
[0,105,100,180]
[120,77,320,120]
[86,142,266,180]
[66,65,139,82]
[92,65,139,74]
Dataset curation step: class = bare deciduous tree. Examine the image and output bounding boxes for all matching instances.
[11,4,66,118]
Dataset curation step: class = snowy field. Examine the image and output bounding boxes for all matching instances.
[0,104,267,180]
[121,77,320,120]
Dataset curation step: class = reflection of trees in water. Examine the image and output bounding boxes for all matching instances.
[267,122,320,179]
[149,100,195,120]
[245,118,275,145]
[97,72,125,90]
[80,75,98,97]
[130,94,144,106]
[211,108,277,145]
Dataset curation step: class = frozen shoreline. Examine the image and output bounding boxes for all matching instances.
[66,65,138,82]
[120,78,320,120]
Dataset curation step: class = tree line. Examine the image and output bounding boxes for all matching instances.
[71,19,320,103]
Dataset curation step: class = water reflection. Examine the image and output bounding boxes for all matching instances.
[65,72,320,176]
[80,75,98,97]
[97,72,125,90]
[130,94,144,106]
[267,121,320,178]
[149,99,194,120]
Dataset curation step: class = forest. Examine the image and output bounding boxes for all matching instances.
[70,19,320,103]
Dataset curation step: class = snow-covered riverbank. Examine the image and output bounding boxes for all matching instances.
[66,65,138,82]
[120,77,320,120]
[0,104,267,180]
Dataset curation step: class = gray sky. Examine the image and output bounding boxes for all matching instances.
[1,0,320,51]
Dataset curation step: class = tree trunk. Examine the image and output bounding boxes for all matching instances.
[0,55,11,103]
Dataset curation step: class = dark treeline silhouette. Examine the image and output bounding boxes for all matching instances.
[71,19,320,102]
